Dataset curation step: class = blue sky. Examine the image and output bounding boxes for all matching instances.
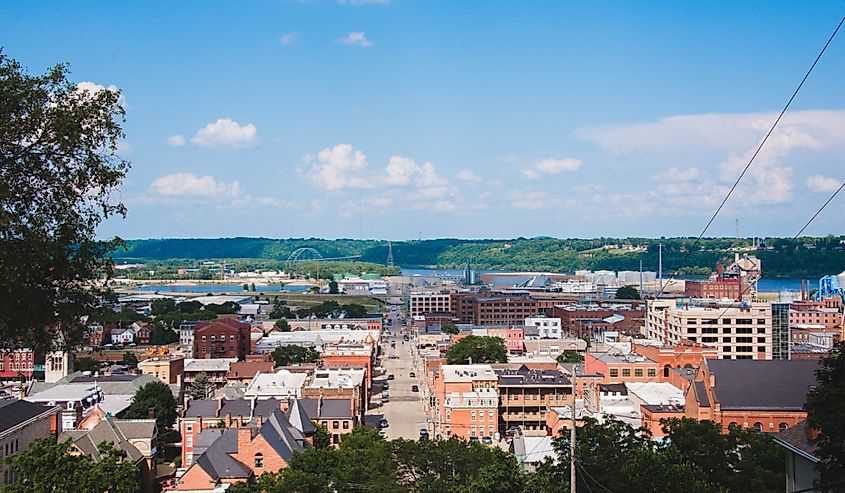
[3,1,844,240]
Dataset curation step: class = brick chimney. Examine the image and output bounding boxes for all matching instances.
[237,427,254,453]
[216,396,225,417]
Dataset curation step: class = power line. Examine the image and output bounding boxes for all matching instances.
[655,15,845,298]
[794,180,845,238]
[576,460,616,493]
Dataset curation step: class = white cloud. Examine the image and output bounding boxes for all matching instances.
[302,144,448,191]
[456,170,482,183]
[302,144,372,191]
[191,118,258,149]
[280,32,300,45]
[338,0,389,4]
[521,158,582,180]
[166,134,186,147]
[806,175,842,193]
[149,173,241,197]
[75,81,126,107]
[651,166,700,182]
[337,32,373,48]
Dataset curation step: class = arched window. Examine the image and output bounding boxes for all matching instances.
[683,363,693,369]
[663,365,670,378]
[753,422,763,432]
[779,422,789,432]
[254,453,264,468]
[728,422,739,431]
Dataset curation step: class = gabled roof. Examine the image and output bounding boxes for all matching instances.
[0,398,58,435]
[286,399,316,435]
[706,359,818,411]
[261,409,306,462]
[300,398,354,419]
[692,381,710,408]
[194,429,251,479]
[60,417,156,464]
[774,420,820,463]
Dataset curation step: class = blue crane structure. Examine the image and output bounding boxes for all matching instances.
[815,275,845,301]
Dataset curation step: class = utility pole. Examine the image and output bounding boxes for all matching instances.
[571,363,577,493]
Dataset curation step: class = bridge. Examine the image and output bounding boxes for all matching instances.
[285,248,361,269]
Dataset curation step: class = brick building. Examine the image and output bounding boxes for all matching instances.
[684,278,743,300]
[410,292,452,318]
[790,296,843,330]
[0,349,35,380]
[584,352,660,384]
[496,365,572,436]
[0,399,62,485]
[473,295,539,326]
[434,365,499,439]
[193,318,252,360]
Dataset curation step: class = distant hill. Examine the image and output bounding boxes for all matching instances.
[112,236,845,278]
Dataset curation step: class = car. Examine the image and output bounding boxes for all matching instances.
[387,374,395,380]
[382,395,389,403]
[419,429,429,440]
[378,418,389,428]
[481,436,493,445]
[411,385,419,392]
[469,437,480,444]
[408,372,415,378]
[383,382,390,390]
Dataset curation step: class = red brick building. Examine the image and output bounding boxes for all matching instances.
[193,319,251,360]
[473,295,539,326]
[0,349,35,379]
[684,278,743,300]
[790,296,843,330]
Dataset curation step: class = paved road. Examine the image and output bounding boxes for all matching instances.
[369,312,429,439]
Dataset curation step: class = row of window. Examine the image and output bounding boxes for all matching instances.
[1,353,33,361]
[729,422,789,433]
[321,420,350,430]
[0,362,33,371]
[608,368,656,378]
[470,410,495,422]
[200,334,236,342]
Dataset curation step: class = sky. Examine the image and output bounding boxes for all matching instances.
[3,1,845,240]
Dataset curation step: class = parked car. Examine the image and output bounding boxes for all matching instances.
[379,418,389,428]
[383,382,390,390]
[408,372,415,378]
[411,385,419,392]
[481,436,493,445]
[419,429,429,440]
[387,374,395,380]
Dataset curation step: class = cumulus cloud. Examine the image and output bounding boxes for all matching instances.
[521,158,582,180]
[191,118,258,149]
[302,144,448,191]
[337,32,373,48]
[280,32,300,45]
[806,175,842,193]
[149,173,241,197]
[651,166,700,182]
[456,170,482,183]
[166,134,186,147]
[76,81,126,107]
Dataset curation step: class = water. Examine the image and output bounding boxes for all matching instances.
[399,268,803,292]
[136,284,312,293]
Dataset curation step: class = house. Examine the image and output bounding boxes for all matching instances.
[300,397,356,445]
[193,319,252,360]
[130,321,152,345]
[774,420,822,493]
[139,356,185,385]
[61,418,158,493]
[111,327,135,345]
[0,398,62,486]
[167,408,310,491]
[183,359,236,388]
[496,365,572,436]
[0,349,35,380]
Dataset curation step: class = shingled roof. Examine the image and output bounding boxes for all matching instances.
[0,398,59,435]
[706,359,818,411]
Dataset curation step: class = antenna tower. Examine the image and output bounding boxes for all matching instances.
[386,241,394,267]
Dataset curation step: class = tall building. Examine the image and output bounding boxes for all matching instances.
[645,300,773,360]
[409,292,452,318]
[771,302,790,360]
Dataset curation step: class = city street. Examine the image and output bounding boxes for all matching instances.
[367,309,430,440]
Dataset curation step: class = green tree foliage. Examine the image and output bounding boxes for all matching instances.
[615,285,640,300]
[271,345,320,367]
[188,371,211,400]
[150,298,177,315]
[533,416,784,493]
[123,379,177,431]
[294,301,367,319]
[440,324,459,335]
[274,319,291,332]
[808,341,845,489]
[312,422,331,450]
[121,351,138,368]
[149,322,179,345]
[329,280,339,294]
[204,301,240,314]
[445,336,508,364]
[0,54,129,352]
[177,300,203,313]
[555,350,584,364]
[1,437,136,493]
[74,356,100,373]
[270,303,294,319]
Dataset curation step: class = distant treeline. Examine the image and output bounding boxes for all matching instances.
[111,236,845,278]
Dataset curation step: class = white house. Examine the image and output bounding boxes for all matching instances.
[110,327,135,345]
[524,317,562,339]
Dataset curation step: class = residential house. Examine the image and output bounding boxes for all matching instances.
[301,397,356,445]
[111,327,135,345]
[774,421,822,493]
[139,356,184,385]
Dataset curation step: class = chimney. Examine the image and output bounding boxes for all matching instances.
[216,396,225,417]
[709,374,715,388]
[226,413,232,427]
[237,427,253,452]
[257,415,263,427]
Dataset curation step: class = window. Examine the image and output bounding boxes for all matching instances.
[648,369,656,378]
[621,368,630,377]
[722,327,732,334]
[609,368,619,377]
[722,337,731,342]
[470,426,476,437]
[471,411,476,421]
[722,319,731,325]
[753,422,763,432]
[757,337,766,343]
[186,436,193,447]
[343,421,349,429]
[728,422,739,430]
[254,453,264,468]
[488,425,494,435]
[634,369,643,377]
[758,346,766,353]
[779,422,788,432]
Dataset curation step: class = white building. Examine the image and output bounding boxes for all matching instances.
[110,327,135,345]
[524,317,562,339]
[244,369,307,400]
[409,292,451,317]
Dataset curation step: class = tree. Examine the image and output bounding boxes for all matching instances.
[555,350,584,364]
[445,336,508,364]
[150,322,179,345]
[274,319,291,332]
[329,280,339,294]
[177,300,203,313]
[123,379,177,431]
[204,301,240,314]
[150,298,176,315]
[271,345,320,367]
[312,421,331,449]
[808,341,845,489]
[121,351,138,368]
[2,437,137,493]
[74,356,99,373]
[188,371,211,400]
[441,324,459,335]
[250,283,256,292]
[615,285,640,300]
[270,304,294,319]
[0,54,129,352]
[243,283,249,291]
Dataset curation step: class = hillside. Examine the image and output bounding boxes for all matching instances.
[112,236,845,278]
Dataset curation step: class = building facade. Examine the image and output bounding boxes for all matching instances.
[410,292,452,318]
[193,319,252,360]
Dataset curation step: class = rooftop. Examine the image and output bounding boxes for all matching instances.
[184,358,236,372]
[626,382,684,406]
[244,370,307,399]
[441,365,497,382]
[0,398,59,435]
[496,365,571,386]
[707,359,818,411]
